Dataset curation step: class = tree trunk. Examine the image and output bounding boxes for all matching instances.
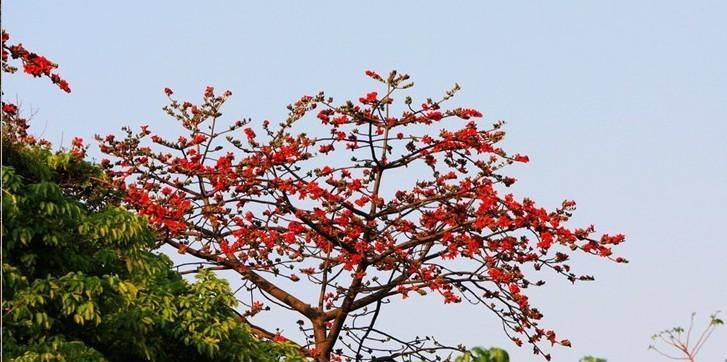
[313,319,330,362]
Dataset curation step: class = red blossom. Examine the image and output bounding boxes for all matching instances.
[454,108,483,119]
[319,144,334,154]
[243,128,256,141]
[513,154,530,163]
[359,91,378,104]
[71,137,84,147]
[70,137,86,157]
[23,54,53,76]
[2,103,17,114]
[2,31,70,93]
[426,111,443,121]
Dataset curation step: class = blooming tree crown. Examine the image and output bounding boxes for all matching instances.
[99,70,626,361]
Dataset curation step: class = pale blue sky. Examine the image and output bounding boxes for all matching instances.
[4,1,726,361]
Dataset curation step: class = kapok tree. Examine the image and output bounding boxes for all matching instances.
[98,70,627,361]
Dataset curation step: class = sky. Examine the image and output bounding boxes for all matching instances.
[3,1,726,361]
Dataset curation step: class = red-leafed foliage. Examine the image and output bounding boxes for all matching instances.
[98,70,626,361]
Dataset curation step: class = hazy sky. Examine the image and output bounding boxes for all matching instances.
[4,1,726,361]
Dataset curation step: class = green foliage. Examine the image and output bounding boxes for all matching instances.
[1,137,304,362]
[454,347,509,362]
[580,356,607,362]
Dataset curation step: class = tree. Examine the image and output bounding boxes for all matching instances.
[1,30,303,362]
[648,312,724,362]
[98,70,628,360]
[455,347,509,362]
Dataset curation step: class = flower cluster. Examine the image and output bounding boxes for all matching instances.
[2,30,70,93]
[1,29,72,147]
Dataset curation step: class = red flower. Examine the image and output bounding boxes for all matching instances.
[354,196,369,207]
[513,154,530,163]
[317,110,330,122]
[190,134,206,144]
[600,233,626,245]
[364,69,382,81]
[538,232,554,249]
[454,108,483,119]
[23,55,54,76]
[244,128,256,141]
[71,137,84,147]
[69,137,85,157]
[164,87,173,96]
[2,103,18,114]
[359,91,378,104]
[54,77,71,93]
[319,166,333,175]
[426,111,443,121]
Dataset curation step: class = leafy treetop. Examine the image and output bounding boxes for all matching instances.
[1,29,303,362]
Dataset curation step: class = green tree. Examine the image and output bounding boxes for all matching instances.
[1,115,305,362]
[454,347,509,362]
[1,28,305,360]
